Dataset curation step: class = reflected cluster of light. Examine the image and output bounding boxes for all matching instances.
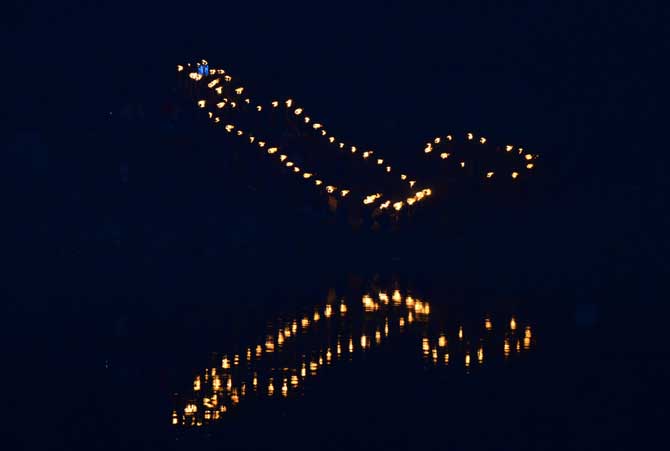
[172,287,536,427]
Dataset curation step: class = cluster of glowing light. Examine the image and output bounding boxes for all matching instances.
[183,61,434,210]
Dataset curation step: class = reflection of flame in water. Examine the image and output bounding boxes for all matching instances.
[173,288,535,427]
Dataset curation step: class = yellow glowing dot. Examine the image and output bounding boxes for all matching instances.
[326,185,336,193]
[526,163,534,169]
[409,180,416,187]
[340,190,350,197]
[393,201,403,211]
[271,101,279,107]
[525,154,533,160]
[440,152,450,159]
[258,141,266,148]
[234,87,244,94]
[510,317,517,330]
[339,142,345,149]
[224,124,234,132]
[386,166,391,173]
[329,136,335,143]
[313,123,322,129]
[460,161,466,168]
[177,65,184,72]
[486,171,494,178]
[197,100,206,108]
[267,147,278,154]
[279,154,287,161]
[303,172,312,179]
[479,137,487,144]
[294,108,303,115]
[401,174,407,180]
[512,172,519,179]
[285,99,293,107]
[434,137,441,144]
[256,105,262,111]
[377,159,384,165]
[315,179,322,186]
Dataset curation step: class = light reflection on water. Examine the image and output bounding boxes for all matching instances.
[172,287,535,427]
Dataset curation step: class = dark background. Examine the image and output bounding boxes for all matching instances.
[4,1,667,449]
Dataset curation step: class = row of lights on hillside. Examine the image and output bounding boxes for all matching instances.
[183,61,433,212]
[423,133,537,180]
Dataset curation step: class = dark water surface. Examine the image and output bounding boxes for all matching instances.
[11,271,667,450]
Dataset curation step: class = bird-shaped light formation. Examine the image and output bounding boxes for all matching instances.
[181,59,538,216]
[172,285,536,427]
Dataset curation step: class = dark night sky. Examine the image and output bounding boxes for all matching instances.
[5,1,666,289]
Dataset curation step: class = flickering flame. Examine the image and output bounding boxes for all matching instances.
[285,99,293,107]
[303,173,312,179]
[440,152,450,159]
[313,123,322,129]
[506,145,513,152]
[326,185,336,193]
[479,137,487,144]
[294,108,303,115]
[486,171,494,178]
[341,190,350,197]
[512,172,519,179]
[434,137,441,144]
[525,154,533,160]
[177,65,184,72]
[526,163,534,169]
[467,132,474,140]
[267,147,278,154]
[197,100,206,108]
